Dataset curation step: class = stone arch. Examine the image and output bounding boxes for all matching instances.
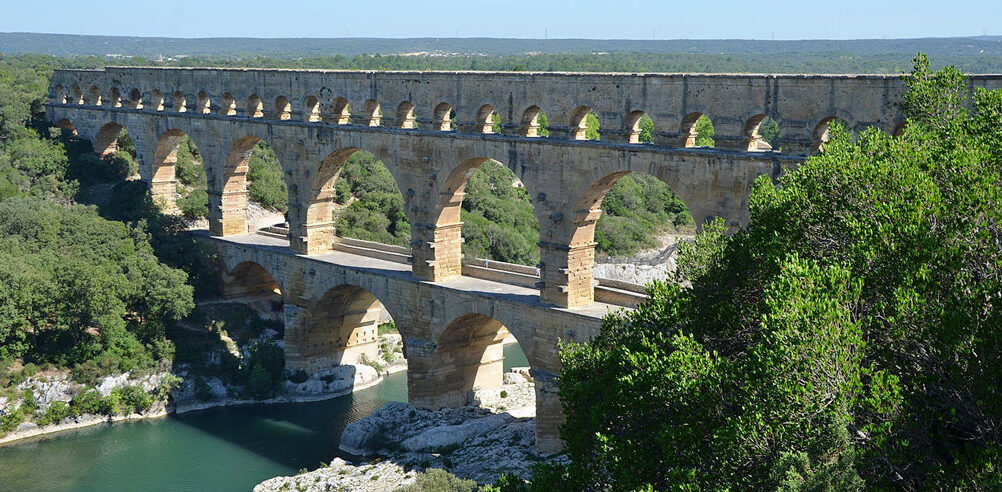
[55,118,76,136]
[433,102,454,131]
[396,101,416,129]
[223,261,283,300]
[221,92,236,115]
[150,89,165,111]
[94,122,124,157]
[680,112,715,148]
[287,284,394,373]
[476,104,497,134]
[172,91,187,113]
[274,96,291,120]
[248,94,264,118]
[330,97,351,125]
[417,156,540,282]
[569,105,595,140]
[304,96,321,122]
[520,105,545,137]
[551,167,698,307]
[414,312,531,410]
[53,85,66,104]
[743,114,771,151]
[149,129,201,213]
[216,136,261,236]
[108,87,122,108]
[128,88,143,110]
[812,116,847,152]
[196,91,211,113]
[364,99,382,127]
[624,110,653,144]
[87,85,102,106]
[71,85,84,105]
[301,147,407,255]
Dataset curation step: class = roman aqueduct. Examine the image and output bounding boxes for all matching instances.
[46,67,1002,454]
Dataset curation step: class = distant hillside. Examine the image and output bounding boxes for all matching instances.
[2,32,1002,58]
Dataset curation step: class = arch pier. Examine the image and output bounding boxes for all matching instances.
[48,67,1002,454]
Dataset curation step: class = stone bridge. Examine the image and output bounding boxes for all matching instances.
[45,67,1002,454]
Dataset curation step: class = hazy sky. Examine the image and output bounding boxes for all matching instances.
[0,0,997,40]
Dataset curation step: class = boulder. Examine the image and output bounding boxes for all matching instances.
[401,413,510,452]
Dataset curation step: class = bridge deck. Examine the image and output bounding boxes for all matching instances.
[201,230,624,321]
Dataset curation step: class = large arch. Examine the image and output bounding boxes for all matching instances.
[215,135,289,237]
[94,122,124,157]
[151,129,204,214]
[301,147,408,254]
[222,261,283,300]
[419,156,540,282]
[286,284,393,374]
[553,168,699,307]
[415,313,512,408]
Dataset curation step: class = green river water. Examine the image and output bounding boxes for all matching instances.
[0,345,529,492]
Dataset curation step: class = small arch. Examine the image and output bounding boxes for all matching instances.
[476,104,497,134]
[150,89,165,111]
[196,91,211,114]
[172,91,188,113]
[304,96,321,122]
[364,99,382,126]
[812,117,848,152]
[743,114,771,151]
[274,96,291,120]
[680,112,714,148]
[520,105,547,137]
[221,92,236,116]
[330,97,352,125]
[108,87,122,108]
[569,106,599,141]
[624,110,655,144]
[55,118,77,136]
[248,94,264,118]
[396,101,416,129]
[87,86,102,106]
[53,85,66,104]
[128,88,143,110]
[433,102,454,131]
[71,85,84,105]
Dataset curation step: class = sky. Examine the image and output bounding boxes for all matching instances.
[0,0,998,40]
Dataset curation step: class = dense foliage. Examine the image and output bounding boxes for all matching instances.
[333,151,411,246]
[545,55,1002,490]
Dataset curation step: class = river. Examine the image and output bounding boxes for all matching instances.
[0,345,529,492]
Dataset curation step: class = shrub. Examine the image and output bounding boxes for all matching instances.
[287,369,309,384]
[243,341,285,399]
[177,188,209,219]
[37,401,70,426]
[394,469,477,492]
[114,385,153,413]
[19,389,37,413]
[0,409,24,434]
[70,388,103,416]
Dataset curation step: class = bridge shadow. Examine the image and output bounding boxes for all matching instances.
[168,368,409,472]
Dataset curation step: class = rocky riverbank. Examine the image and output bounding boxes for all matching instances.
[255,369,564,492]
[0,371,171,446]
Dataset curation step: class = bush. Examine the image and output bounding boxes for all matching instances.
[243,341,285,399]
[0,409,24,434]
[70,388,103,416]
[37,401,70,426]
[287,369,309,384]
[177,188,208,219]
[114,385,153,413]
[394,469,477,492]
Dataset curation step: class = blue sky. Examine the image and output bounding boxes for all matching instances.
[0,0,997,40]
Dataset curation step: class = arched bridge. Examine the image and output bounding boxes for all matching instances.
[46,67,1002,454]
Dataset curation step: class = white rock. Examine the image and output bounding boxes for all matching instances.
[401,413,510,452]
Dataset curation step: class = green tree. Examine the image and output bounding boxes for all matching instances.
[547,55,1002,490]
[693,115,714,146]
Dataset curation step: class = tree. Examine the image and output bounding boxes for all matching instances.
[693,115,714,146]
[548,55,1002,490]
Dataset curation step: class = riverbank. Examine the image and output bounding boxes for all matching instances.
[0,405,168,446]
